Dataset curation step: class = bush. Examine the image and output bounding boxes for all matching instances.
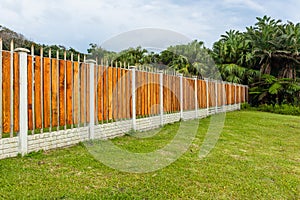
[247,104,300,116]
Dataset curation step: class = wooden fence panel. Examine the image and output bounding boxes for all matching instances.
[73,61,79,125]
[13,52,19,132]
[147,72,151,116]
[97,66,103,121]
[86,64,90,123]
[116,67,121,120]
[107,67,112,120]
[34,56,42,129]
[66,61,73,125]
[59,60,65,126]
[51,58,58,127]
[2,51,10,133]
[27,56,33,130]
[43,58,51,128]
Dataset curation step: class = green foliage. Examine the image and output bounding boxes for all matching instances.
[249,104,300,116]
[212,16,300,106]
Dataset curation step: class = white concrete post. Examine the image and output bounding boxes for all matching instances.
[179,74,183,119]
[193,76,198,118]
[205,78,209,116]
[15,48,30,156]
[130,66,136,130]
[86,59,96,140]
[159,71,164,126]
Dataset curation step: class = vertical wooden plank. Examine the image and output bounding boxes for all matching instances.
[27,55,33,131]
[59,60,65,126]
[77,55,81,127]
[122,68,126,119]
[129,69,132,118]
[51,58,58,127]
[56,52,60,129]
[86,64,90,123]
[10,41,14,137]
[115,66,120,119]
[71,54,74,128]
[203,80,206,108]
[151,73,155,115]
[134,71,139,116]
[0,39,2,137]
[112,67,117,120]
[49,50,52,132]
[40,48,44,133]
[80,63,85,124]
[140,71,144,116]
[34,56,42,129]
[13,52,19,132]
[73,61,79,125]
[66,60,73,125]
[2,51,11,133]
[98,65,103,122]
[103,66,107,121]
[43,57,51,128]
[107,67,112,120]
[199,80,203,108]
[63,52,67,129]
[147,72,151,116]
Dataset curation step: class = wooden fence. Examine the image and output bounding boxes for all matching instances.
[0,40,248,139]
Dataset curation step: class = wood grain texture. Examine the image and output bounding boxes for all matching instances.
[13,52,19,132]
[2,51,11,133]
[43,57,50,128]
[34,56,42,129]
[51,58,58,127]
[59,60,65,126]
[27,56,33,130]
[66,61,73,125]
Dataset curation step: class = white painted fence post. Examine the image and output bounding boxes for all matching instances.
[159,71,164,126]
[179,74,183,119]
[193,76,198,118]
[86,59,96,140]
[205,78,209,116]
[130,66,136,131]
[15,48,30,156]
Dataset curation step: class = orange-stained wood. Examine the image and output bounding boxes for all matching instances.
[43,57,51,128]
[51,58,58,127]
[66,61,73,125]
[13,52,19,132]
[34,56,42,129]
[27,56,33,130]
[2,51,11,133]
[59,60,65,126]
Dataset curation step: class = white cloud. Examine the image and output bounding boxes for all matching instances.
[0,0,299,52]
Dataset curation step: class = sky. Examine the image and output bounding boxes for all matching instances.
[0,0,300,53]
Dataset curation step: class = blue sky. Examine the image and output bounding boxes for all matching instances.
[0,0,300,53]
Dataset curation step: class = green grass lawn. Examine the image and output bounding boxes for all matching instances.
[0,111,299,199]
